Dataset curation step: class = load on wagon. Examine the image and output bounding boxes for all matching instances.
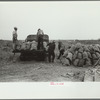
[13,34,49,61]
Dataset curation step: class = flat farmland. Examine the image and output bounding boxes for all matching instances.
[0,39,100,82]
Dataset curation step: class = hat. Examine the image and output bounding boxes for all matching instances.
[14,27,17,30]
[38,28,41,31]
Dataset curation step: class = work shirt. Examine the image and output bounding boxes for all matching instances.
[60,44,65,51]
[37,29,44,42]
[58,42,62,50]
[13,31,17,39]
[12,30,18,43]
[37,30,44,36]
[47,42,55,53]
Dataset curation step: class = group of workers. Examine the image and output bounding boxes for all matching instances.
[12,27,58,63]
[12,27,100,67]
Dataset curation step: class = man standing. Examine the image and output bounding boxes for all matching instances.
[12,27,18,50]
[47,41,56,62]
[58,40,62,51]
[37,28,44,50]
[57,41,65,59]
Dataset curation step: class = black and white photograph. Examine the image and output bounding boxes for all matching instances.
[0,1,100,82]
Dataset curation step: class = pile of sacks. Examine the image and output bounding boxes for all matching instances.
[20,41,37,50]
[16,41,47,51]
[61,43,100,67]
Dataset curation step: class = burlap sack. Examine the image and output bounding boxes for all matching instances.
[76,43,82,49]
[20,42,26,50]
[95,52,100,58]
[78,59,85,67]
[70,45,76,54]
[66,52,73,62]
[61,57,70,66]
[95,44,100,51]
[93,59,98,65]
[73,59,79,66]
[84,69,94,82]
[88,45,94,53]
[92,53,98,60]
[72,50,78,60]
[30,41,37,50]
[84,45,90,52]
[77,52,83,59]
[43,41,47,49]
[87,51,92,58]
[83,51,88,60]
[78,47,84,53]
[85,58,92,66]
[93,45,100,52]
[63,50,68,57]
[25,42,31,50]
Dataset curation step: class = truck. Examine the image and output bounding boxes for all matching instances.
[13,34,49,61]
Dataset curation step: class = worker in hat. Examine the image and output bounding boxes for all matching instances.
[12,27,18,50]
[37,28,44,50]
[58,40,62,51]
[47,41,56,62]
[57,41,65,59]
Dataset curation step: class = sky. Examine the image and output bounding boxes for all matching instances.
[0,1,100,40]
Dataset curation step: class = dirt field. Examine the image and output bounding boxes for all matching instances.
[0,40,99,82]
[0,58,87,82]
